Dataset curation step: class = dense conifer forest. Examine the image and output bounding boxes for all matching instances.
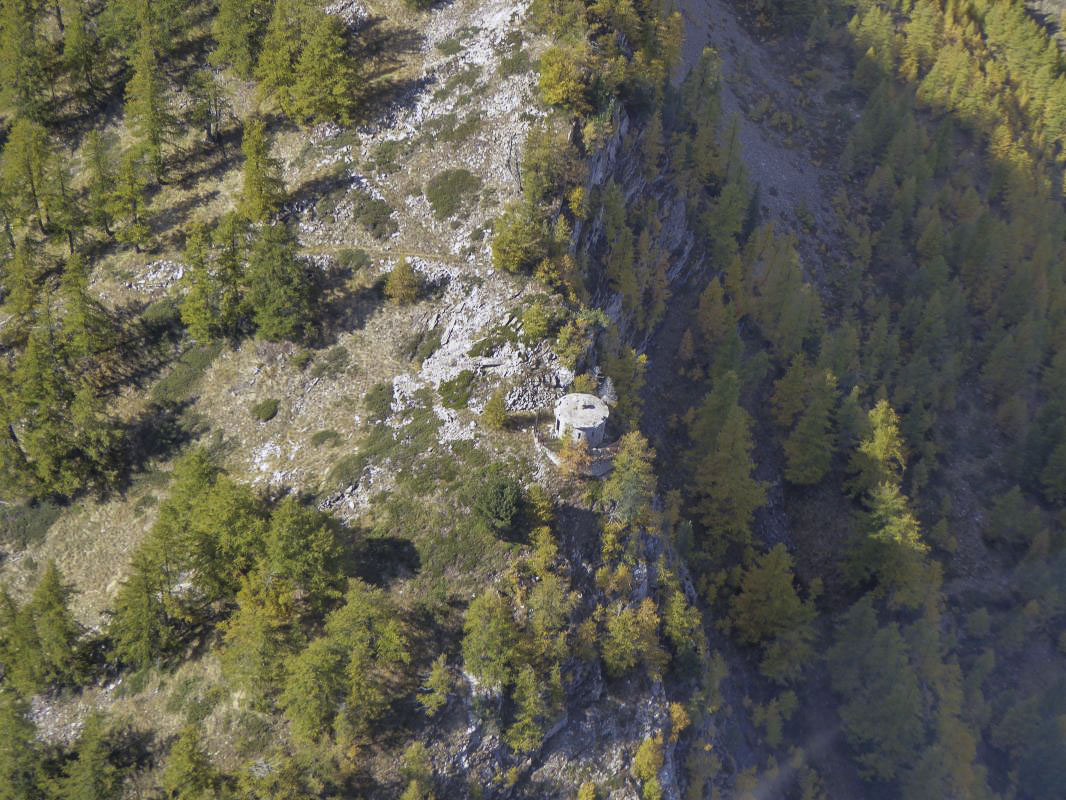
[0,0,1064,796]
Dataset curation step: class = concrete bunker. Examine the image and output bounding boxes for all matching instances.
[554,393,609,448]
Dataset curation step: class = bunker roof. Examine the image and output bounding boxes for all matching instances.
[554,393,609,429]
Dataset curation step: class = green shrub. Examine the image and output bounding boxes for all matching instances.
[251,399,280,421]
[385,260,423,304]
[437,36,463,56]
[365,381,394,420]
[337,247,370,271]
[468,464,522,535]
[371,140,406,174]
[433,65,482,101]
[327,452,366,490]
[152,342,224,404]
[425,168,482,220]
[311,429,342,447]
[439,370,476,409]
[0,500,63,549]
[311,345,350,378]
[351,189,398,239]
[492,205,545,273]
[538,45,589,112]
[520,301,559,344]
[291,348,314,370]
[402,326,443,365]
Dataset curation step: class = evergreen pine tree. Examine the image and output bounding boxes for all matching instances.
[62,0,103,100]
[245,224,314,342]
[419,654,450,716]
[507,664,546,753]
[482,386,508,430]
[160,725,218,800]
[211,212,248,335]
[124,29,173,182]
[211,0,269,78]
[385,259,422,304]
[61,711,121,800]
[83,130,116,237]
[291,11,360,124]
[255,0,304,113]
[179,224,218,342]
[220,572,290,709]
[238,117,283,222]
[30,560,82,686]
[1,239,42,344]
[783,370,838,485]
[0,690,39,799]
[264,497,341,608]
[279,637,345,743]
[61,251,116,361]
[692,404,767,549]
[847,398,906,495]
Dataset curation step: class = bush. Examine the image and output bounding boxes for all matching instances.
[483,387,507,430]
[538,46,588,112]
[520,301,558,344]
[492,205,545,273]
[251,399,280,422]
[326,453,366,490]
[337,248,370,271]
[385,260,423,304]
[425,168,482,220]
[311,345,350,378]
[469,464,522,535]
[439,370,475,409]
[152,342,224,404]
[365,382,394,421]
[311,430,342,447]
[402,326,443,365]
[352,189,398,239]
[0,500,62,549]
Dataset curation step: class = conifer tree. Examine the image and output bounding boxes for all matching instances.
[220,572,290,709]
[507,664,546,753]
[211,212,249,335]
[482,386,508,430]
[783,370,838,485]
[847,398,906,496]
[238,117,283,222]
[602,431,656,526]
[179,224,218,342]
[400,742,434,800]
[61,711,121,800]
[108,549,174,670]
[245,224,314,341]
[692,403,767,549]
[730,545,817,683]
[124,29,173,182]
[385,259,422,305]
[462,588,518,690]
[160,725,218,800]
[255,0,304,113]
[264,497,341,608]
[419,654,450,716]
[326,579,409,734]
[30,560,82,686]
[0,0,46,120]
[62,0,103,99]
[827,597,926,780]
[83,130,116,237]
[1,118,51,231]
[0,691,38,799]
[291,11,360,124]
[211,0,268,79]
[61,251,116,361]
[109,148,151,251]
[280,636,345,743]
[1,239,42,344]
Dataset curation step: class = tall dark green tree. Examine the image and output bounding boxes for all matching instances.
[238,118,283,222]
[61,711,121,800]
[211,0,269,78]
[124,29,173,182]
[291,12,359,124]
[245,224,314,342]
